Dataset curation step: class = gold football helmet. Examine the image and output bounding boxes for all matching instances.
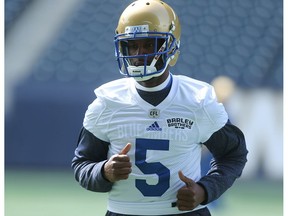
[115,0,181,81]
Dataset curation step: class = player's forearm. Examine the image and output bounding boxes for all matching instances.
[72,127,113,192]
[197,156,246,204]
[72,158,113,192]
[200,120,248,204]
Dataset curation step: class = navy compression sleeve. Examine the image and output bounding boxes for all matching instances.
[72,127,113,192]
[198,120,248,204]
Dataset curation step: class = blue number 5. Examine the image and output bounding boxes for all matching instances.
[135,138,170,197]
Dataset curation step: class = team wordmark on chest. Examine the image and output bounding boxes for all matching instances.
[166,118,194,129]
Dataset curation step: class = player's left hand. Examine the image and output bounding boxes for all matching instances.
[176,171,206,211]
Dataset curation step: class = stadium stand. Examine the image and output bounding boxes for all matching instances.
[5,0,283,171]
[5,0,33,31]
[7,0,282,88]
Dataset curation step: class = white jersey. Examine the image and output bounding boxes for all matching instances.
[83,75,228,215]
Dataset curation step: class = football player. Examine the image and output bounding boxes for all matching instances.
[72,1,248,215]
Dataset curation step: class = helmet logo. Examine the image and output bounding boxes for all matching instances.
[125,25,149,37]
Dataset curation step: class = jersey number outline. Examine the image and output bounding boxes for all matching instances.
[135,138,170,197]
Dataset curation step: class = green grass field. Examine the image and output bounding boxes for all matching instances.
[5,169,283,216]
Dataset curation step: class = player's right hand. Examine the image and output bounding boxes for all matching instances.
[103,143,132,182]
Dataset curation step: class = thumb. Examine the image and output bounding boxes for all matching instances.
[178,171,195,188]
[120,143,131,155]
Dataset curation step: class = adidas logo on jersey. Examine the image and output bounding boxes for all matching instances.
[146,121,162,131]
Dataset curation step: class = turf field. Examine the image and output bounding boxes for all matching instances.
[5,169,283,216]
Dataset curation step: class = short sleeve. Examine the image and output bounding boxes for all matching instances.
[197,85,228,143]
[83,98,110,142]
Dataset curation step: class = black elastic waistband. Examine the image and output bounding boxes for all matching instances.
[105,207,211,216]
